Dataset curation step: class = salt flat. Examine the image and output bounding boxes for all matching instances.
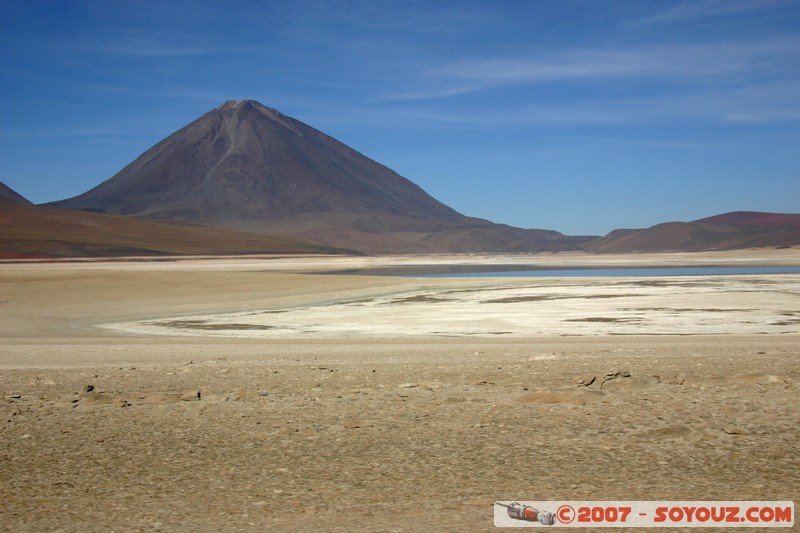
[107,275,800,338]
[1,251,798,532]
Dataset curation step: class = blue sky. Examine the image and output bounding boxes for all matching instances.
[1,0,798,235]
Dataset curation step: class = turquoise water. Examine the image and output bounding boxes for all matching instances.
[414,266,800,278]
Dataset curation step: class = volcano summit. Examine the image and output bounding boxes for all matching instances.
[52,100,588,253]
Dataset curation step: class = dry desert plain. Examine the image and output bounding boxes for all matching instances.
[1,250,799,532]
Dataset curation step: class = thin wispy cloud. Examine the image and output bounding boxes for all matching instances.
[381,38,800,107]
[375,77,800,129]
[639,0,786,25]
[99,42,210,58]
[83,28,215,58]
[0,127,131,138]
[1,33,213,59]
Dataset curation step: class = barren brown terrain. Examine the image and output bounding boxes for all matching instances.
[1,250,798,532]
[0,200,348,259]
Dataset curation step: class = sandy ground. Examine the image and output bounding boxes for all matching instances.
[1,251,799,532]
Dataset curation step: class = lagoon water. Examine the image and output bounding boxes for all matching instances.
[414,266,800,278]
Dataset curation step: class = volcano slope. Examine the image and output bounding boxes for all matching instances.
[50,100,589,254]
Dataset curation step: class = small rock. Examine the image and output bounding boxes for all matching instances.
[398,383,419,389]
[180,390,201,401]
[722,426,748,435]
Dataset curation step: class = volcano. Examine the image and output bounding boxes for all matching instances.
[50,100,589,253]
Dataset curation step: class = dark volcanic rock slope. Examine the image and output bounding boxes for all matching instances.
[52,100,587,253]
[0,182,32,205]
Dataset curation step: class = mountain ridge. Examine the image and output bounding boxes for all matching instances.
[583,211,800,253]
[2,179,796,257]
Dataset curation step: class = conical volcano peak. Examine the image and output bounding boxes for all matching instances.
[218,99,279,116]
[49,101,587,252]
[219,99,260,110]
[51,99,461,226]
[216,99,299,135]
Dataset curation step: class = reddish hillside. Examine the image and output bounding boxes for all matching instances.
[583,212,800,253]
[693,211,800,228]
[0,202,350,259]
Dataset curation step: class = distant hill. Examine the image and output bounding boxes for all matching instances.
[0,182,32,205]
[582,212,800,253]
[0,202,350,259]
[49,100,590,254]
[693,211,800,228]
